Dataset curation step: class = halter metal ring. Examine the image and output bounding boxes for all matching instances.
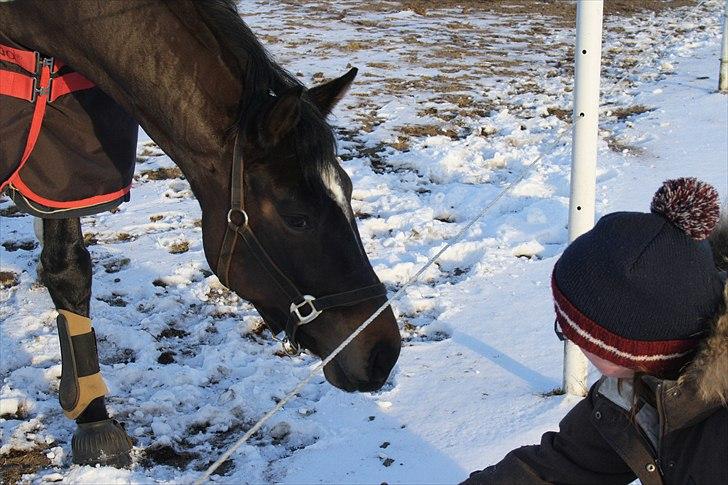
[290,295,322,325]
[227,208,249,228]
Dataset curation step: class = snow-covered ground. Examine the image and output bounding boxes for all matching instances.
[1,1,726,483]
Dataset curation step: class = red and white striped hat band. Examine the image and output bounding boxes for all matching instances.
[551,274,698,374]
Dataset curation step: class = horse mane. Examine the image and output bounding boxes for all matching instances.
[192,0,301,100]
[193,0,338,191]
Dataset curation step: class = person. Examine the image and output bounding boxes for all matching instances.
[463,177,727,485]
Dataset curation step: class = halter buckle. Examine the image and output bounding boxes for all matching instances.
[227,208,248,229]
[290,295,322,325]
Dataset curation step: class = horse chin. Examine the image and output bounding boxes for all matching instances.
[322,358,388,393]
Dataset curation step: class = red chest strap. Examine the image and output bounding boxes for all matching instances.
[0,43,96,193]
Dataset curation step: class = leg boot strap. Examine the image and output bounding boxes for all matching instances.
[57,310,108,419]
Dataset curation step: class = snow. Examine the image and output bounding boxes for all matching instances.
[1,0,726,483]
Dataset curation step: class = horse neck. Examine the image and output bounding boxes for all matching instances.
[0,0,242,212]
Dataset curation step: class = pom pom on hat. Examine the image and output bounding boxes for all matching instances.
[650,177,720,241]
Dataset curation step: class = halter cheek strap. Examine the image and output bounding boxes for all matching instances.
[216,132,387,351]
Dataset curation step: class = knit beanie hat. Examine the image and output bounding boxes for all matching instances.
[552,178,724,376]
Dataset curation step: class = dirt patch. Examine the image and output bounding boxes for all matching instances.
[0,447,51,485]
[0,270,20,289]
[197,458,235,476]
[101,348,136,365]
[0,204,26,218]
[389,0,693,20]
[605,135,646,155]
[167,241,190,254]
[83,232,99,246]
[115,232,134,242]
[96,294,127,307]
[159,327,190,339]
[139,167,184,181]
[103,257,131,274]
[157,351,176,364]
[2,240,37,252]
[609,104,654,120]
[399,124,457,139]
[141,445,197,469]
[546,107,571,121]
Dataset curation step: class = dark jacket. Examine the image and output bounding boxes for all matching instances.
[463,288,728,485]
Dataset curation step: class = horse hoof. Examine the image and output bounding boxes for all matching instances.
[72,419,133,468]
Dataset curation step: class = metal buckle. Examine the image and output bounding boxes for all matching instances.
[290,295,321,325]
[226,208,249,229]
[31,53,54,103]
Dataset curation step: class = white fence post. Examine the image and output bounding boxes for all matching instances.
[720,0,728,92]
[563,0,604,397]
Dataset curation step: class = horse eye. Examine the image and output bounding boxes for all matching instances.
[282,214,310,231]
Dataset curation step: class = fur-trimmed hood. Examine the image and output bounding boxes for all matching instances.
[682,212,728,405]
[678,285,728,405]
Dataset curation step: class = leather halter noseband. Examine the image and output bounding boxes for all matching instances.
[216,133,387,353]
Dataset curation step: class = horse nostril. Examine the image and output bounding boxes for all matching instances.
[368,343,397,383]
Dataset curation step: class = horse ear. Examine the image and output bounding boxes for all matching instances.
[258,86,303,147]
[307,67,358,116]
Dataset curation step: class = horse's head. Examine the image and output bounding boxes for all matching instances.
[212,68,400,392]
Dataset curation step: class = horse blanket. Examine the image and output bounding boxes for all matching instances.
[0,33,137,218]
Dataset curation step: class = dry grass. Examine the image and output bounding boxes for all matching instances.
[168,241,190,255]
[0,270,19,289]
[0,447,51,485]
[546,107,571,121]
[139,167,184,181]
[610,104,654,120]
[1,240,36,252]
[364,0,693,20]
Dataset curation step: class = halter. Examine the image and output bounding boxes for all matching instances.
[216,132,387,354]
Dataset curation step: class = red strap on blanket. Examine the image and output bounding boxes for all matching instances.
[0,43,37,73]
[0,69,35,101]
[0,43,96,192]
[49,72,96,102]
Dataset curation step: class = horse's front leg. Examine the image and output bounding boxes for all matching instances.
[40,217,133,467]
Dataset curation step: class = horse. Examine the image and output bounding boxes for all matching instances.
[0,0,401,467]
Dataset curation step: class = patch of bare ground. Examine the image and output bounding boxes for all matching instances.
[546,107,571,121]
[400,124,459,140]
[138,167,184,181]
[361,0,693,20]
[0,270,19,288]
[168,240,190,254]
[1,447,51,485]
[140,445,198,469]
[83,232,99,246]
[605,135,645,155]
[609,104,654,120]
[0,204,25,217]
[2,240,37,252]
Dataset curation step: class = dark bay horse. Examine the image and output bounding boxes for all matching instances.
[0,0,400,467]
